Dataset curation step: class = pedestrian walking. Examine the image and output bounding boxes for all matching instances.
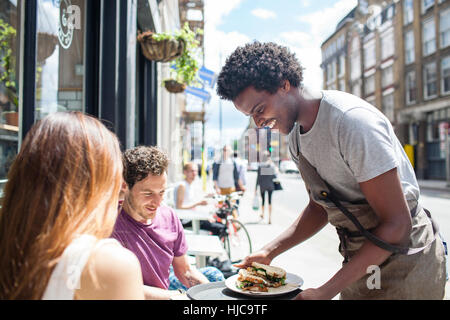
[0,112,144,300]
[255,151,278,224]
[217,41,446,300]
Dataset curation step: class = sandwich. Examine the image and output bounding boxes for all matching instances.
[236,268,269,292]
[235,262,287,292]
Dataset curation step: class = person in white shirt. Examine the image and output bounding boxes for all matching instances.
[175,162,226,237]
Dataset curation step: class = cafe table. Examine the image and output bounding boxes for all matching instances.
[185,233,226,268]
[176,205,215,234]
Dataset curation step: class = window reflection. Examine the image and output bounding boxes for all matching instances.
[0,0,20,185]
[36,0,85,120]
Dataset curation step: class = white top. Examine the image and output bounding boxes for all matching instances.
[42,234,120,300]
[288,90,419,203]
[176,180,192,206]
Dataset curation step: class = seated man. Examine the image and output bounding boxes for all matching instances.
[112,146,224,299]
[175,162,226,237]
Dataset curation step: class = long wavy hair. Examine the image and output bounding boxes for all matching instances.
[0,112,123,299]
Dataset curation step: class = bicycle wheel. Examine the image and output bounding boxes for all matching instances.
[222,219,252,264]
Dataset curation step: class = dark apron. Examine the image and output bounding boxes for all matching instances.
[293,148,446,299]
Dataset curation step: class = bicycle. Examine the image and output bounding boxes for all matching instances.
[211,192,252,264]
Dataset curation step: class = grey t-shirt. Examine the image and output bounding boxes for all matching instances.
[288,90,419,203]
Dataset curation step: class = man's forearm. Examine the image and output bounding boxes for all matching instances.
[143,285,181,300]
[175,267,209,289]
[264,200,329,260]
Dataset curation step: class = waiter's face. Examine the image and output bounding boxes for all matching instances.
[125,172,167,223]
[233,82,297,135]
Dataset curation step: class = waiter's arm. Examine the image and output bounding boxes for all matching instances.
[235,196,329,268]
[301,167,412,300]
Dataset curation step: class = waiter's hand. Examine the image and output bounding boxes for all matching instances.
[233,249,272,269]
[294,287,332,300]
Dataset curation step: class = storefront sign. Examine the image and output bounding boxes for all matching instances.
[58,0,81,49]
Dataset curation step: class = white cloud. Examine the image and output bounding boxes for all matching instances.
[251,8,277,20]
[277,0,357,91]
[203,0,250,145]
[300,0,311,7]
[297,0,358,41]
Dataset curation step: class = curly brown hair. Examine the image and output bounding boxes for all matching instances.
[123,146,169,188]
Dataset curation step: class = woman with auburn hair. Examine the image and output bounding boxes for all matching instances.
[0,112,144,300]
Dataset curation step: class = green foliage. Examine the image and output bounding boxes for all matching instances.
[171,22,202,86]
[0,18,17,92]
[152,23,202,87]
[0,19,18,110]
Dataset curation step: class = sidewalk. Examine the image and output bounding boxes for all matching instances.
[418,179,450,193]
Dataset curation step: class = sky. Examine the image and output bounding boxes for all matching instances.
[200,0,358,148]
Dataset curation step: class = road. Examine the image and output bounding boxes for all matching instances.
[236,171,450,299]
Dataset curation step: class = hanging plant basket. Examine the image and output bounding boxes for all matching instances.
[137,31,185,62]
[164,79,186,93]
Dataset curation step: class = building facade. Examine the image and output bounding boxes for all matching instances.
[321,0,450,181]
[0,0,192,193]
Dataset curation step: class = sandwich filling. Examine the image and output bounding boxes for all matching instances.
[235,263,287,292]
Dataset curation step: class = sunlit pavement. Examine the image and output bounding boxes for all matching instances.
[235,171,450,300]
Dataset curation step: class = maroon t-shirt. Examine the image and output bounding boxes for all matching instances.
[111,205,188,289]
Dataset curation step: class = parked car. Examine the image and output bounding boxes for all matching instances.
[280,160,299,174]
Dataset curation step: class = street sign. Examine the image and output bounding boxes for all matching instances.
[185,86,211,102]
[198,66,217,88]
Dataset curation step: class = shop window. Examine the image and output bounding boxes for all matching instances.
[338,54,345,78]
[404,30,415,65]
[0,0,21,190]
[440,8,450,48]
[364,74,375,96]
[406,71,417,104]
[35,0,86,120]
[382,93,395,122]
[363,39,376,70]
[441,56,450,94]
[403,0,414,25]
[422,0,435,13]
[422,18,436,56]
[351,82,361,97]
[424,62,438,99]
[380,29,394,61]
[381,65,394,88]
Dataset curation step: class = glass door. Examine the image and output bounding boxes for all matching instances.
[35,0,85,120]
[0,0,21,189]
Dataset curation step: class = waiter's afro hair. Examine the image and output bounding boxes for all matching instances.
[216,41,304,101]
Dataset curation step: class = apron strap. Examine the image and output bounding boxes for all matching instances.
[293,130,438,256]
[321,190,439,255]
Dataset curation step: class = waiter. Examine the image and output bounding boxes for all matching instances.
[216,41,446,299]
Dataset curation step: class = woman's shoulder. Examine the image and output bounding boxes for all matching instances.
[89,240,141,276]
[76,239,143,299]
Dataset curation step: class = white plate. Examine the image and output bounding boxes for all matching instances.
[224,272,303,297]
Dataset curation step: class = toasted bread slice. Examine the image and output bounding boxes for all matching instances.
[251,262,286,279]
